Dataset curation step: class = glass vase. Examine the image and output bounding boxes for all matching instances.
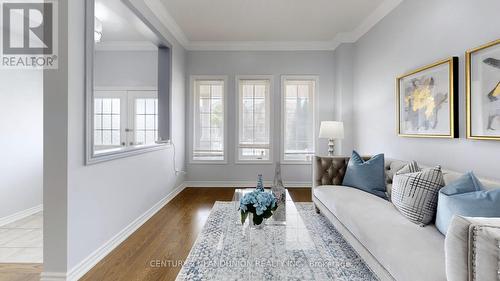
[271,162,286,205]
[249,213,265,229]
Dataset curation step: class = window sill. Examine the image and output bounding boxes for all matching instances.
[189,160,228,165]
[281,160,313,165]
[86,143,169,165]
[235,160,274,165]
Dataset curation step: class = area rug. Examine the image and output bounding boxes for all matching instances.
[176,202,377,281]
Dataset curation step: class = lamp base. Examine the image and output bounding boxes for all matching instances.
[328,139,335,156]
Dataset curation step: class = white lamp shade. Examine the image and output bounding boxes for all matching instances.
[319,121,344,139]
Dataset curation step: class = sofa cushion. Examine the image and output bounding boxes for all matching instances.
[445,216,500,281]
[442,172,499,191]
[391,166,445,226]
[436,172,500,235]
[342,151,387,199]
[314,185,446,281]
[395,160,421,175]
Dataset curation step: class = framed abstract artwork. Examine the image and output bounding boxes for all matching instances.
[396,57,459,138]
[466,39,500,140]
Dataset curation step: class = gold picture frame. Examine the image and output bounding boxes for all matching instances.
[396,57,458,138]
[466,39,500,140]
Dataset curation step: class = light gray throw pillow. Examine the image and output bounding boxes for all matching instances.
[445,216,500,281]
[391,163,444,226]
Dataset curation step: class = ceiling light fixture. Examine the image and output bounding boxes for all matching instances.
[94,17,103,43]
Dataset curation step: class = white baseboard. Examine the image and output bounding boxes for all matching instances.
[40,180,308,280]
[184,181,311,188]
[0,204,43,227]
[40,272,67,281]
[43,183,186,281]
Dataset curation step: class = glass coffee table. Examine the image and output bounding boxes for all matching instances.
[232,188,314,241]
[177,189,376,280]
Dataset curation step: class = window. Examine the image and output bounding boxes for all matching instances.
[237,76,272,162]
[93,90,158,154]
[93,91,126,152]
[191,77,226,162]
[86,0,172,164]
[129,91,159,146]
[282,76,316,162]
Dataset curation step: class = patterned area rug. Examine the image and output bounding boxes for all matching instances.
[176,202,376,281]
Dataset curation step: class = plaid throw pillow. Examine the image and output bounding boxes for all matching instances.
[391,163,445,226]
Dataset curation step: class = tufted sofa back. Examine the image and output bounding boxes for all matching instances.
[314,156,500,196]
[313,156,404,192]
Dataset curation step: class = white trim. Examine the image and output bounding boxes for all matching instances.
[60,183,187,281]
[85,0,173,165]
[40,272,67,281]
[144,0,402,51]
[89,89,166,164]
[235,75,274,164]
[94,90,128,150]
[87,143,169,165]
[340,0,403,43]
[0,204,43,227]
[127,90,159,147]
[280,75,319,165]
[189,75,229,164]
[184,181,311,188]
[94,41,158,52]
[187,41,339,51]
[143,0,189,46]
[94,86,157,92]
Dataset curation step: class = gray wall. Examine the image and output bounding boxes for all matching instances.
[94,50,158,88]
[186,51,337,184]
[43,0,187,274]
[44,0,68,274]
[333,44,355,154]
[0,69,43,220]
[352,0,500,179]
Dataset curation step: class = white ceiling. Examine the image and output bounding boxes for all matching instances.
[145,0,402,50]
[160,0,383,42]
[95,0,158,49]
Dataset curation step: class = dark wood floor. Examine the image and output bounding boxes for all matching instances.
[0,187,311,281]
[81,187,311,281]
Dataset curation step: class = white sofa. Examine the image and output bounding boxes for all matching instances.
[312,156,500,281]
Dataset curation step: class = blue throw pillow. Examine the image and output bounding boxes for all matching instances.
[435,172,500,235]
[342,151,387,199]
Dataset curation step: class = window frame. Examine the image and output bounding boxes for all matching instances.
[85,0,172,165]
[93,90,128,153]
[235,75,274,164]
[127,90,159,147]
[189,75,228,164]
[280,75,318,164]
[91,87,163,157]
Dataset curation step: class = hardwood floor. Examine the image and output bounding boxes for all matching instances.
[0,264,42,281]
[287,188,312,202]
[81,187,311,281]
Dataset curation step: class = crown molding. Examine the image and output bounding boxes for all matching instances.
[345,0,403,42]
[95,41,158,51]
[187,40,340,51]
[143,0,189,46]
[145,0,402,51]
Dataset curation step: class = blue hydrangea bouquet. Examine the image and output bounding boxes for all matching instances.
[239,175,278,226]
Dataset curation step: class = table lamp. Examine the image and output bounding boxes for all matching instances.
[319,121,344,156]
